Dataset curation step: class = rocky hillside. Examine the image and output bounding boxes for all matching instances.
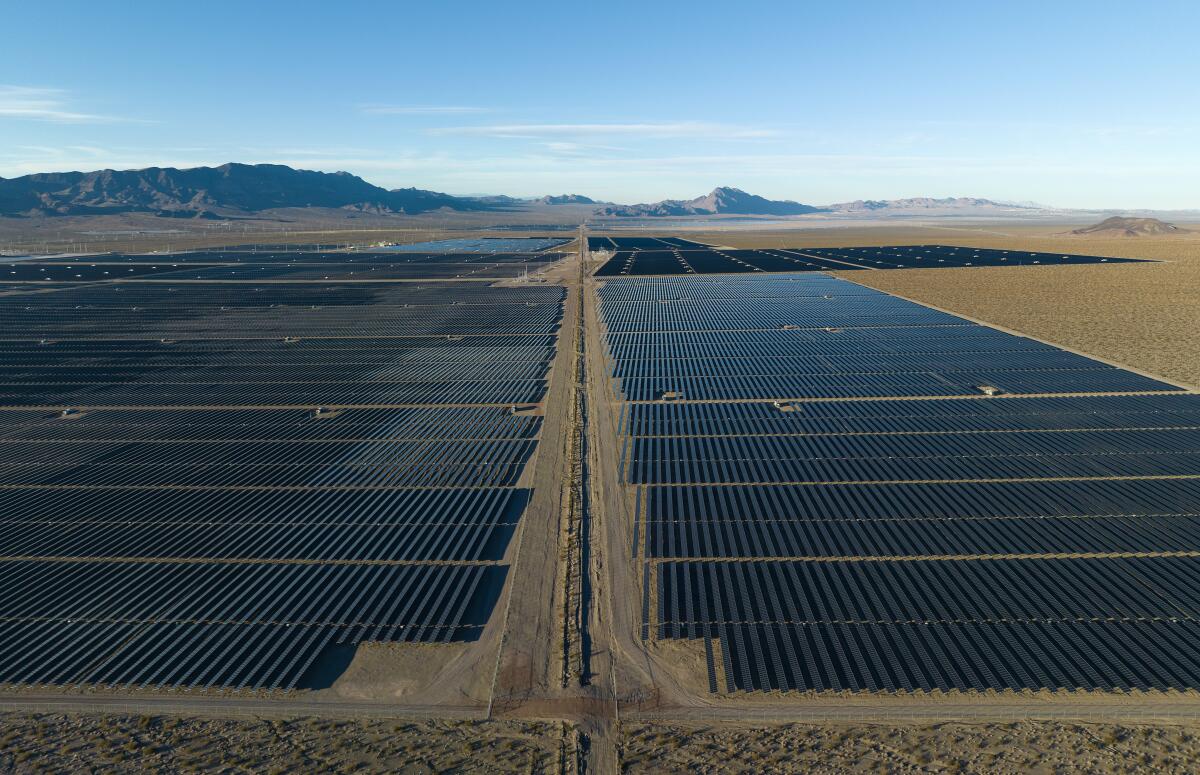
[1072,216,1187,237]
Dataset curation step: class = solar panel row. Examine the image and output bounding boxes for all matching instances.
[588,237,710,251]
[627,395,1200,436]
[593,244,1146,276]
[378,237,570,253]
[0,485,527,525]
[659,557,1200,627]
[0,305,563,338]
[0,380,550,407]
[0,407,543,440]
[0,282,566,305]
[24,250,567,280]
[713,620,1200,692]
[803,244,1141,270]
[37,250,561,263]
[649,513,1200,559]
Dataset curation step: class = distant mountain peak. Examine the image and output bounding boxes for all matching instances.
[825,196,1037,213]
[536,194,599,205]
[598,186,820,217]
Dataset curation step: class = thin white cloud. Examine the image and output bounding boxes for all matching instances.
[430,121,780,139]
[542,141,628,156]
[0,85,127,123]
[360,104,488,115]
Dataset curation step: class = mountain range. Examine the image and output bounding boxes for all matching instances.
[0,163,1193,220]
[0,163,481,218]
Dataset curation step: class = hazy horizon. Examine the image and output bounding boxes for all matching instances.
[3,0,1199,209]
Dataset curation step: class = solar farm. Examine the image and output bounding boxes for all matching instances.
[0,243,566,691]
[590,237,1146,276]
[594,269,1200,693]
[3,228,1200,750]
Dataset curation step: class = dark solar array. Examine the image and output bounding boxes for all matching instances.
[0,281,564,305]
[378,237,570,253]
[601,275,1176,401]
[0,562,507,687]
[588,236,711,252]
[2,261,218,281]
[0,249,565,691]
[597,272,1200,693]
[26,251,565,281]
[593,244,1147,276]
[37,250,561,264]
[802,244,1144,269]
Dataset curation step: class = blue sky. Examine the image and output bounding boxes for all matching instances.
[2,0,1198,208]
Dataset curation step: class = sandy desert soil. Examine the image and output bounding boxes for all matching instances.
[852,260,1200,389]
[621,719,1200,774]
[306,643,471,702]
[0,712,565,773]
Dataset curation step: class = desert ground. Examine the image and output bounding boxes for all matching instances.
[621,719,1200,773]
[0,712,568,773]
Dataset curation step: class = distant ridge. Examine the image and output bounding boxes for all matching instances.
[1072,216,1187,237]
[825,196,1037,213]
[536,194,599,205]
[598,186,820,217]
[0,163,483,217]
